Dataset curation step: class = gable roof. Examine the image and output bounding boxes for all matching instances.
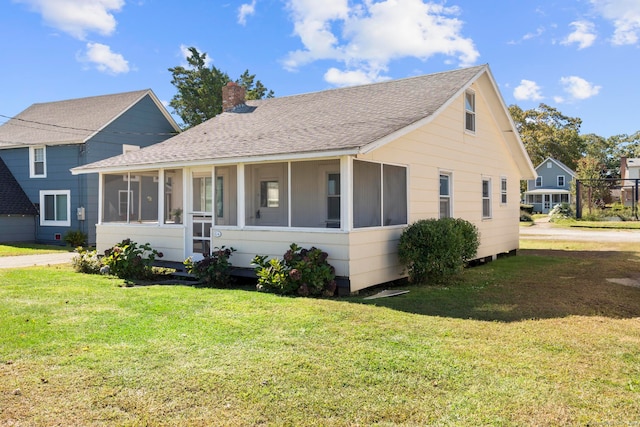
[0,90,179,149]
[73,65,534,177]
[535,157,576,177]
[0,157,37,215]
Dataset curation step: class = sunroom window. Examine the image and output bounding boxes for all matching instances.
[353,160,407,228]
[103,172,159,223]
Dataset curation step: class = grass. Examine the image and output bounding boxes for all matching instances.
[1,242,640,425]
[0,243,72,257]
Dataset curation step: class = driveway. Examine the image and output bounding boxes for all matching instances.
[0,252,75,269]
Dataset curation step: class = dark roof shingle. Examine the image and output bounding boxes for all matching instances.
[0,157,37,215]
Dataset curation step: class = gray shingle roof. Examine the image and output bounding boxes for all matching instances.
[0,89,159,148]
[75,65,487,172]
[0,156,37,215]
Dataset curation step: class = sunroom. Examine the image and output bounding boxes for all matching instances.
[96,157,408,291]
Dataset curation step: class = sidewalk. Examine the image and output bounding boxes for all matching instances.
[0,252,76,269]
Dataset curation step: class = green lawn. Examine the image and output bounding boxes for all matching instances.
[1,242,639,425]
[0,243,72,257]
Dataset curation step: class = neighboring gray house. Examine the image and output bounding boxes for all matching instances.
[0,90,180,245]
[524,157,575,213]
[0,157,38,242]
[620,157,640,207]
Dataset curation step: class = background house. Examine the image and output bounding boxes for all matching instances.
[73,65,535,293]
[0,90,180,245]
[524,158,575,213]
[620,157,640,208]
[0,157,38,242]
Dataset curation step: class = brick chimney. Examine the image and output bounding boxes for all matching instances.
[222,82,246,112]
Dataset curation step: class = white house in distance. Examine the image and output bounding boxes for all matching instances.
[620,157,640,208]
[72,64,535,293]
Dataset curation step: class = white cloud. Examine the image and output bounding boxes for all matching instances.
[283,0,479,86]
[79,42,129,74]
[559,76,601,100]
[324,67,390,86]
[238,0,257,26]
[15,0,124,40]
[562,20,597,49]
[591,0,640,45]
[513,80,543,101]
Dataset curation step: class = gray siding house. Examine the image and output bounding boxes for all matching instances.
[0,90,180,245]
[524,157,575,213]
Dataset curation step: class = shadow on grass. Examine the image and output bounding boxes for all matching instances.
[350,249,640,322]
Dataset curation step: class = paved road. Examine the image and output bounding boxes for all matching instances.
[0,252,76,269]
[520,221,640,242]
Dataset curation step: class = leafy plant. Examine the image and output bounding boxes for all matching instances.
[549,203,574,222]
[252,244,337,297]
[398,218,479,284]
[71,247,102,274]
[184,246,236,287]
[102,239,163,280]
[63,230,87,247]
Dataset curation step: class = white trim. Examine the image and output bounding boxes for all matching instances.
[482,177,492,219]
[464,89,476,134]
[29,146,47,178]
[39,189,71,227]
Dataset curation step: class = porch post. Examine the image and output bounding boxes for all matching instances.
[341,156,352,231]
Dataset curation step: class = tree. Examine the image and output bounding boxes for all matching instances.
[509,104,584,170]
[169,47,274,129]
[574,156,611,214]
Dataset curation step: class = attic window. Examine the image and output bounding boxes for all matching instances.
[465,91,475,132]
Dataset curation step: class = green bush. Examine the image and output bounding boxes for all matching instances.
[520,204,534,215]
[519,210,533,222]
[398,218,479,284]
[549,203,574,222]
[63,230,87,247]
[102,239,163,280]
[184,246,236,287]
[71,247,102,274]
[252,244,337,297]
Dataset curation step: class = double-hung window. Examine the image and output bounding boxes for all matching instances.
[39,190,70,226]
[482,178,491,219]
[500,177,507,204]
[439,173,452,218]
[29,146,46,178]
[465,91,475,132]
[557,175,565,187]
[535,176,542,187]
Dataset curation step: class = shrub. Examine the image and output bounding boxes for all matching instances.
[549,203,574,222]
[252,244,337,297]
[520,204,534,215]
[519,210,533,222]
[398,218,479,284]
[184,246,236,287]
[71,247,102,274]
[102,239,163,280]
[63,230,87,247]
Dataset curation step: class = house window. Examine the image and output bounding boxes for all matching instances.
[383,164,407,226]
[164,169,183,224]
[39,190,70,226]
[535,176,542,187]
[557,175,565,187]
[482,178,491,219]
[547,162,552,169]
[327,173,340,222]
[439,173,452,218]
[260,181,279,208]
[465,91,475,132]
[353,160,407,228]
[102,172,159,223]
[29,146,46,178]
[501,177,507,204]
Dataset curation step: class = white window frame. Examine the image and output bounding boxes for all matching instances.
[39,190,71,227]
[29,146,47,178]
[464,90,476,133]
[535,176,542,187]
[482,178,492,219]
[439,171,453,219]
[557,175,565,187]
[500,177,507,205]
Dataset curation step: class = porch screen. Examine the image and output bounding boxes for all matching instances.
[353,160,381,228]
[383,164,407,225]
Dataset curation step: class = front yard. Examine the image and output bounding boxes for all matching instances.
[1,240,639,425]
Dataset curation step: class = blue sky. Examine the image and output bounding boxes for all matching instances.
[1,0,639,137]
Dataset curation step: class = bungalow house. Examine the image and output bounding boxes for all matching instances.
[619,157,639,208]
[0,157,38,242]
[524,158,575,213]
[0,90,180,245]
[72,64,535,293]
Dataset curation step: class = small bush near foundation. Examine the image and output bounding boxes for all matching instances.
[520,210,533,222]
[63,230,87,247]
[184,246,236,287]
[398,218,479,284]
[71,247,102,274]
[102,239,163,280]
[252,244,337,297]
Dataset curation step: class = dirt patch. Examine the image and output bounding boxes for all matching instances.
[607,277,640,288]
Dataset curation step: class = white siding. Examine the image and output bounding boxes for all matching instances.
[96,224,185,261]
